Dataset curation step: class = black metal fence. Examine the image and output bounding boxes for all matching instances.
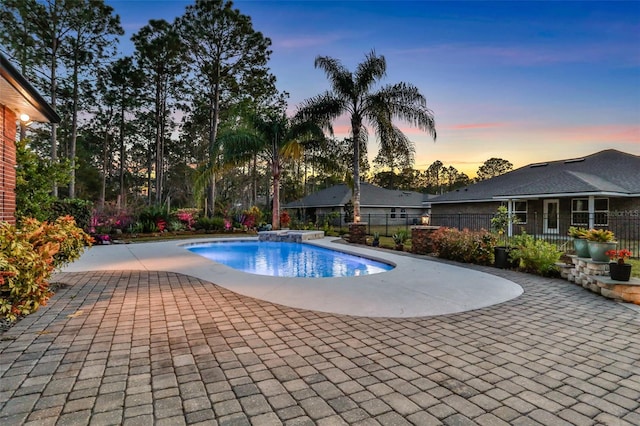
[305,212,640,256]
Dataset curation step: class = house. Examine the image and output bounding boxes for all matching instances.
[427,149,640,237]
[285,182,432,226]
[1,54,60,224]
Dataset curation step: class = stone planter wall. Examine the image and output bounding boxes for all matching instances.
[410,226,440,255]
[348,222,368,245]
[558,255,640,305]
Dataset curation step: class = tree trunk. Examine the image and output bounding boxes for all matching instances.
[50,37,58,197]
[207,64,221,216]
[352,118,362,222]
[119,85,126,207]
[69,54,79,198]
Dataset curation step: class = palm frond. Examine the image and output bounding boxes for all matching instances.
[295,93,345,134]
[370,83,437,140]
[314,55,354,98]
[354,49,387,94]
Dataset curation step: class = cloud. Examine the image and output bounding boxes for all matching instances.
[445,122,507,130]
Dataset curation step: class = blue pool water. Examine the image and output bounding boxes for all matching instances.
[186,240,394,278]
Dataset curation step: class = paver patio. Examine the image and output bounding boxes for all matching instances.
[1,262,639,425]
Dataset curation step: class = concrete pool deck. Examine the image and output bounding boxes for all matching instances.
[60,237,523,318]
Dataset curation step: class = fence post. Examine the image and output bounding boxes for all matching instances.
[385,214,389,237]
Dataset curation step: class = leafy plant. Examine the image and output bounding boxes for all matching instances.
[0,217,92,322]
[585,229,615,242]
[392,230,409,245]
[567,226,588,239]
[490,205,521,236]
[509,232,561,276]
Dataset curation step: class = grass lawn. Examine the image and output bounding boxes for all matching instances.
[627,258,640,278]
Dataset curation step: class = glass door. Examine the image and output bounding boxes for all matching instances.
[544,199,559,234]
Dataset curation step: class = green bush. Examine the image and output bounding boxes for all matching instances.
[509,233,561,276]
[195,216,225,231]
[0,216,92,322]
[431,227,496,266]
[47,198,94,231]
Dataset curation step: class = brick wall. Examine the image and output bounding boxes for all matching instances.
[1,105,17,224]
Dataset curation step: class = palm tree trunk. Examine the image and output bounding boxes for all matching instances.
[352,119,361,222]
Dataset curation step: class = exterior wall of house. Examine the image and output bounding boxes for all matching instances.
[305,206,428,226]
[0,105,17,224]
[431,197,640,238]
[430,202,502,215]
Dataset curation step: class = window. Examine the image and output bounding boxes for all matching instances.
[390,208,396,219]
[572,198,609,226]
[594,198,609,226]
[572,199,588,225]
[514,201,527,224]
[400,208,407,219]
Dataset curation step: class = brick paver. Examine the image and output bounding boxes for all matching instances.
[1,262,639,425]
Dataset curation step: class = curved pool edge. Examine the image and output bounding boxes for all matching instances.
[60,237,523,318]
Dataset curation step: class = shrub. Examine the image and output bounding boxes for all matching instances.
[195,216,225,231]
[0,216,92,322]
[47,199,94,231]
[167,220,186,232]
[174,208,199,230]
[509,232,561,276]
[431,227,496,266]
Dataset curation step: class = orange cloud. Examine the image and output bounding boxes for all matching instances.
[550,125,640,144]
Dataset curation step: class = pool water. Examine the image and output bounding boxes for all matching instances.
[186,240,393,278]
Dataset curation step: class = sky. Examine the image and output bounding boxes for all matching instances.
[108,0,640,177]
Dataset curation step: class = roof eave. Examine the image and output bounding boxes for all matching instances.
[0,54,60,123]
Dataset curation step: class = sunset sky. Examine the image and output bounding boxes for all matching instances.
[110,0,640,177]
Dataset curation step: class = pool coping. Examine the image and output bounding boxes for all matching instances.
[60,237,524,318]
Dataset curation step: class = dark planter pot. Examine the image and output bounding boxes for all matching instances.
[494,246,513,269]
[610,263,632,281]
[372,240,380,247]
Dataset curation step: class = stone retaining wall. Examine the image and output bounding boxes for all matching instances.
[558,256,640,305]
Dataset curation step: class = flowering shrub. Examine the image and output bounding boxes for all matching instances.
[0,216,92,322]
[430,227,496,266]
[241,206,263,230]
[606,249,632,265]
[280,210,291,228]
[175,208,199,230]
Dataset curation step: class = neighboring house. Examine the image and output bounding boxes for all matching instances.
[0,54,60,224]
[427,149,640,236]
[285,182,432,226]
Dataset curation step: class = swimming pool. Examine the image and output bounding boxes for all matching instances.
[186,240,394,278]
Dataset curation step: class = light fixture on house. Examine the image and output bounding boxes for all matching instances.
[19,113,30,122]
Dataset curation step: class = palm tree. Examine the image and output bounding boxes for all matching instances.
[296,50,436,222]
[220,111,324,229]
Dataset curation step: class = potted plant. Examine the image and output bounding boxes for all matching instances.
[606,249,633,281]
[491,206,520,268]
[372,232,380,247]
[392,230,408,251]
[568,226,589,257]
[585,229,617,262]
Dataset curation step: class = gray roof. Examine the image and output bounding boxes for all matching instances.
[285,183,428,209]
[430,149,640,204]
